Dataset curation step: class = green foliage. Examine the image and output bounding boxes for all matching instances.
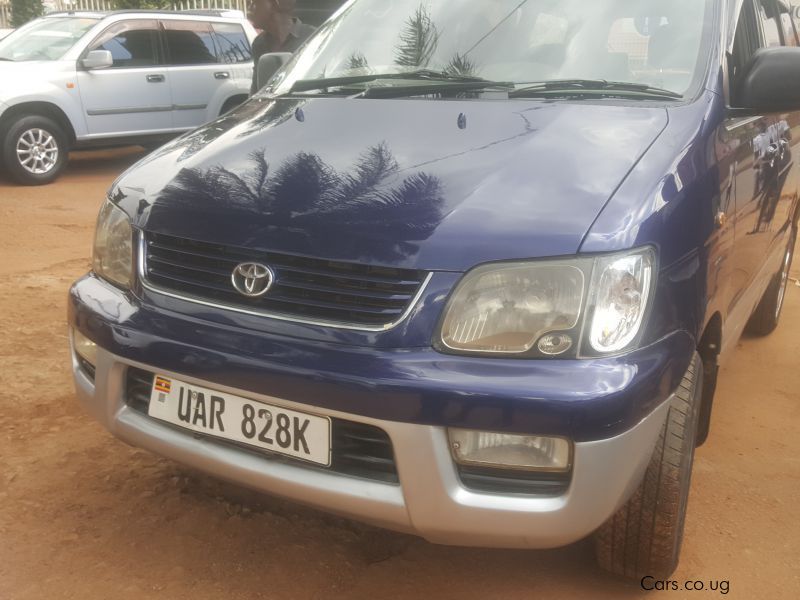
[111,0,171,9]
[10,0,43,28]
[346,51,369,71]
[394,5,440,68]
[443,53,477,77]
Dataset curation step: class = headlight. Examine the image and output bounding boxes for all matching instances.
[587,249,655,353]
[437,248,656,358]
[93,199,133,288]
[439,260,587,355]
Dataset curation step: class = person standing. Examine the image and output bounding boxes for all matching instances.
[248,0,316,93]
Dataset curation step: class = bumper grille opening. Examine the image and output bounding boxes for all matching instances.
[457,465,571,496]
[125,367,399,484]
[142,232,428,328]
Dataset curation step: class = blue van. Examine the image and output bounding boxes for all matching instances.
[69,0,799,579]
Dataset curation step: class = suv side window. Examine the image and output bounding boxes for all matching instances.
[793,2,800,33]
[779,1,800,45]
[163,20,218,65]
[729,0,788,104]
[212,22,252,64]
[730,0,760,100]
[88,20,161,68]
[758,0,784,46]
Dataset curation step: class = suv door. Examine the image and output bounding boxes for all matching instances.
[777,2,800,228]
[162,19,249,129]
[211,21,254,104]
[721,0,797,337]
[744,1,796,265]
[76,19,172,136]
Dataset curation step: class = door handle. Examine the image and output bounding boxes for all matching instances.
[214,72,231,80]
[146,74,165,83]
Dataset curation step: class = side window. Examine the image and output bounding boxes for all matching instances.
[794,3,800,34]
[88,20,160,69]
[780,2,800,45]
[212,22,252,64]
[730,0,760,94]
[758,0,784,46]
[163,20,219,65]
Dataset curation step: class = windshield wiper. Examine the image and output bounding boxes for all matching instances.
[0,58,14,62]
[289,70,512,95]
[510,79,683,100]
[358,79,514,99]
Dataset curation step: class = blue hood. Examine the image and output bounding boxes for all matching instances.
[113,97,668,271]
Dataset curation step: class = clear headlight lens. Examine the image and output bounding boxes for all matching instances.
[439,261,587,354]
[588,249,655,353]
[437,248,656,358]
[93,199,133,289]
[449,429,572,472]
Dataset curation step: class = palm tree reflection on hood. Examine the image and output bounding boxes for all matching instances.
[395,5,440,68]
[157,143,446,261]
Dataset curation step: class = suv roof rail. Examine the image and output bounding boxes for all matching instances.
[43,9,246,20]
[179,9,246,18]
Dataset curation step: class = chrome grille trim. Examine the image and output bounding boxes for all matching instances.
[136,231,433,332]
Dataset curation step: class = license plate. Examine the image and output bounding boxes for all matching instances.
[147,375,331,466]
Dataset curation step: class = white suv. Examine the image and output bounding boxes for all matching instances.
[0,10,256,185]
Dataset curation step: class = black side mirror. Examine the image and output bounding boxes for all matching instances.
[256,52,292,91]
[737,47,800,113]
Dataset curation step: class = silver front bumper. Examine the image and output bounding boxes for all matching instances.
[71,342,671,549]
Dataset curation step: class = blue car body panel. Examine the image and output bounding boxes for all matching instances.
[70,1,800,448]
[69,274,695,442]
[111,97,669,272]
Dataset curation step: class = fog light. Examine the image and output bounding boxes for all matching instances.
[448,429,571,472]
[73,329,98,366]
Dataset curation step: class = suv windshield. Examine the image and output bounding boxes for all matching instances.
[273,0,711,98]
[0,17,100,61]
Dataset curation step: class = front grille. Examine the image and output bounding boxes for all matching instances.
[125,368,399,484]
[141,232,428,328]
[457,465,571,496]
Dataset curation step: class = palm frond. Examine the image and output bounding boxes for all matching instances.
[394,5,440,68]
[443,53,478,77]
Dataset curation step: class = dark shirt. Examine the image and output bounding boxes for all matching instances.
[251,18,316,94]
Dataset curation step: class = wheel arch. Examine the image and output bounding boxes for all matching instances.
[0,101,77,146]
[219,94,249,117]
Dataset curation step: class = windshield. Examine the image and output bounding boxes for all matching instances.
[273,0,711,98]
[0,17,100,61]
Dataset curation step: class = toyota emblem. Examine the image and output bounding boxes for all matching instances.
[231,262,274,297]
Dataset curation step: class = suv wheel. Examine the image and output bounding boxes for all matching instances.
[746,227,797,336]
[594,353,702,580]
[2,115,69,185]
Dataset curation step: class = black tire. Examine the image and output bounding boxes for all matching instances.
[746,227,797,336]
[1,115,69,185]
[594,353,702,580]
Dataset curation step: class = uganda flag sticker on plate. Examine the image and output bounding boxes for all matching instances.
[154,376,172,394]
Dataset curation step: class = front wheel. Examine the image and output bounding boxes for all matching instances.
[594,353,702,580]
[2,115,69,185]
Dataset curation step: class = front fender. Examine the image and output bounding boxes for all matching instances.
[0,63,86,137]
